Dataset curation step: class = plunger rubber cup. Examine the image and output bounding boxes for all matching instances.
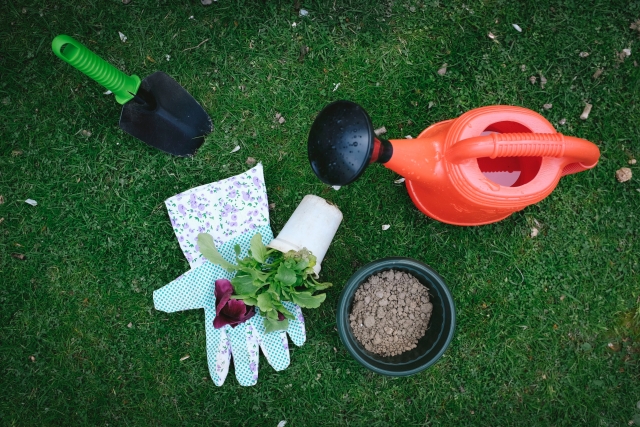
[308,100,392,186]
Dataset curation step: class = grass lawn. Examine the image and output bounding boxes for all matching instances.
[1,0,640,425]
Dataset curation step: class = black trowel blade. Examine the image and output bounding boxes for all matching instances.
[119,71,212,156]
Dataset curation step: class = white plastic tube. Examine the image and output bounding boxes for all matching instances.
[268,195,343,275]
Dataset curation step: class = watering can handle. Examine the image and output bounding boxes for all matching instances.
[446,132,600,168]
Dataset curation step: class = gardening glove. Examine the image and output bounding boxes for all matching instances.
[155,165,307,386]
[164,163,271,269]
[153,227,306,386]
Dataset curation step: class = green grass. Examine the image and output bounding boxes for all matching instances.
[1,0,640,425]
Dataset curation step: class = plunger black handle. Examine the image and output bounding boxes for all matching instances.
[307,100,393,186]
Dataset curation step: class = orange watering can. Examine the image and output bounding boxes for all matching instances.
[307,101,600,225]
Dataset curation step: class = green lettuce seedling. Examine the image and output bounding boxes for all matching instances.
[197,233,332,333]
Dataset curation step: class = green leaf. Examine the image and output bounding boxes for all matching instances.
[307,253,317,269]
[232,295,257,306]
[271,300,295,320]
[265,309,279,320]
[197,233,237,272]
[291,292,326,309]
[256,292,276,313]
[234,244,241,257]
[295,258,310,271]
[312,281,333,291]
[275,264,297,287]
[243,267,271,282]
[230,274,264,296]
[264,317,289,334]
[250,233,267,263]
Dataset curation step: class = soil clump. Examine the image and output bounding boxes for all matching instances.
[349,269,432,357]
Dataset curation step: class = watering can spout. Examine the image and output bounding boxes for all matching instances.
[370,137,394,164]
[306,100,439,185]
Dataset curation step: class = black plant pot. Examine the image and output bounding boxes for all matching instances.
[336,257,456,376]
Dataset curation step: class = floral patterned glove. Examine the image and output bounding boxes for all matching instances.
[154,165,306,386]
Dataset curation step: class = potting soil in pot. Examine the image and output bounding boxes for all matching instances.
[349,269,433,357]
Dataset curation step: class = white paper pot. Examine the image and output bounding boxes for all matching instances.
[268,195,343,275]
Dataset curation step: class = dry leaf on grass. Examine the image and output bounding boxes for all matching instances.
[180,355,190,361]
[11,253,26,260]
[381,224,390,230]
[512,24,522,32]
[529,76,537,84]
[25,199,37,206]
[540,74,547,89]
[593,68,603,79]
[332,185,341,191]
[0,195,4,204]
[629,159,637,165]
[580,103,592,120]
[394,177,405,184]
[230,145,240,153]
[579,51,589,58]
[616,167,632,182]
[559,118,567,125]
[298,45,309,62]
[437,64,447,76]
[543,103,552,110]
[374,126,387,136]
[245,157,256,166]
[531,227,539,238]
[608,342,621,352]
[118,32,127,42]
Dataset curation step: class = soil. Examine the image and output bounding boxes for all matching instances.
[349,269,433,357]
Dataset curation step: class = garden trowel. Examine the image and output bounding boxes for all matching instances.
[52,35,212,156]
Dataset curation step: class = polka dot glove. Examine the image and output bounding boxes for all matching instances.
[155,165,306,386]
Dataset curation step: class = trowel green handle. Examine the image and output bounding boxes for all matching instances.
[52,35,141,105]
